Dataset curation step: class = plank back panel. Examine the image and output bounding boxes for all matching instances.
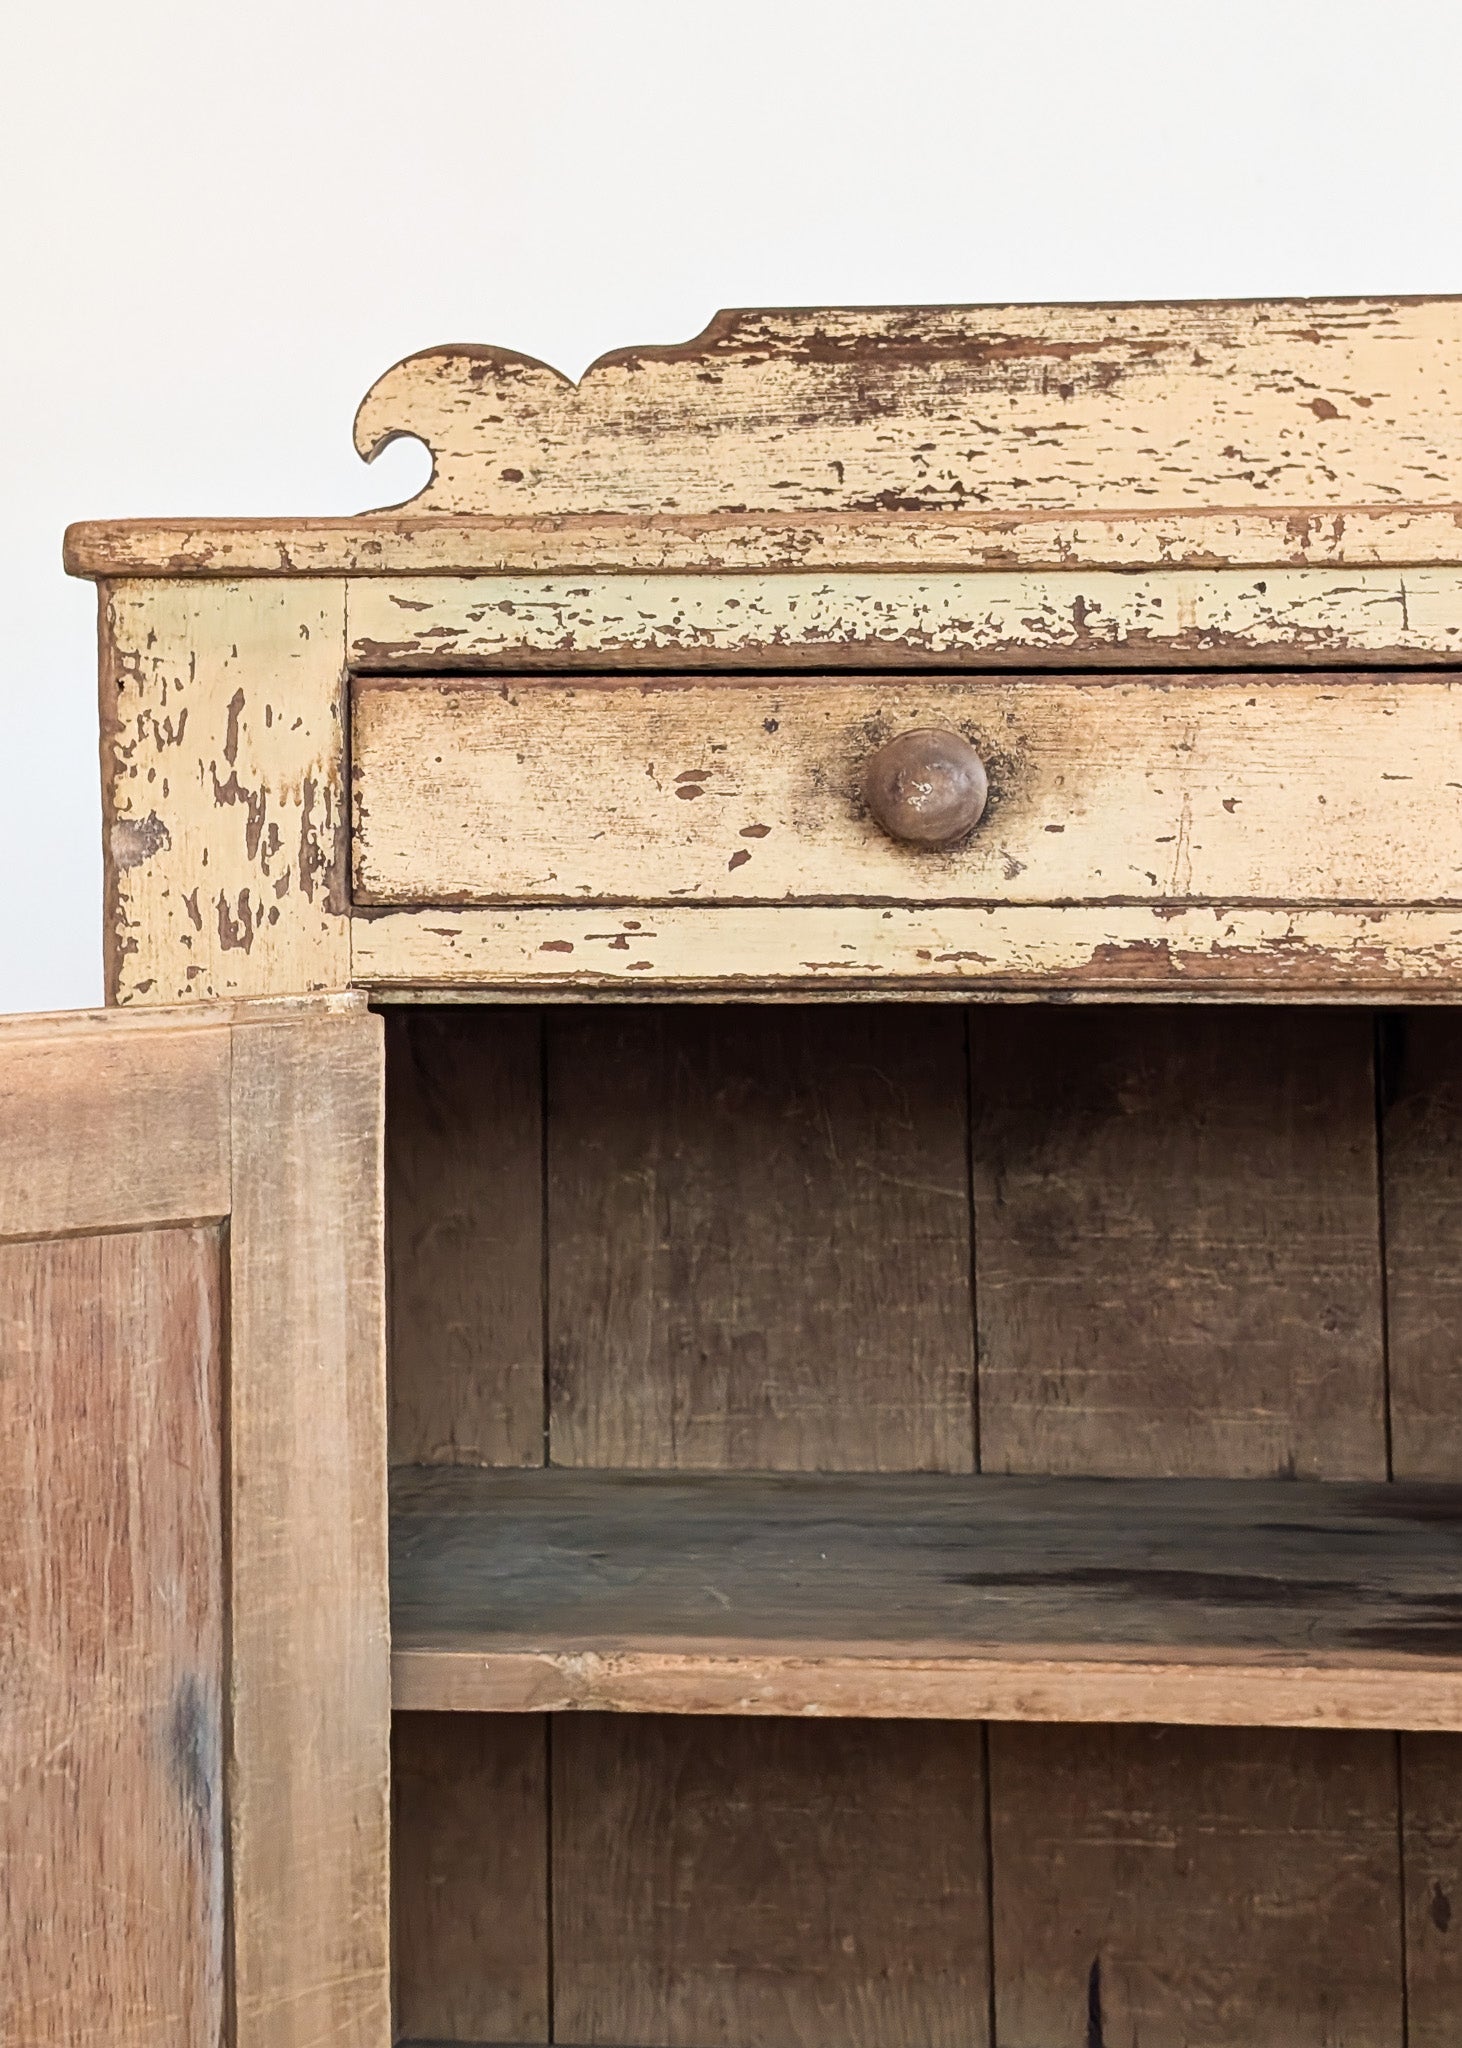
[548,1007,974,1472]
[972,1005,1386,1478]
[0,1225,225,2048]
[386,1009,544,1468]
[975,1005,1401,2045]
[552,1714,988,2048]
[1380,1009,1462,2046]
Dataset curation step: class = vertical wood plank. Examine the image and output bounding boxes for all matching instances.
[553,1714,988,2048]
[0,1227,225,2048]
[548,1007,974,1471]
[386,1009,544,1467]
[1381,1010,1462,2046]
[391,1714,549,2045]
[972,1005,1386,1478]
[989,1723,1404,2048]
[975,1005,1400,2046]
[228,1003,391,2048]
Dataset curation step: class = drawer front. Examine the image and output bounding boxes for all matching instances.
[352,673,1462,908]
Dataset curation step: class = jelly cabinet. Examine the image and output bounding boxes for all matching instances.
[12,298,1462,2047]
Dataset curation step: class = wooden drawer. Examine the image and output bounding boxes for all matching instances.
[352,671,1462,909]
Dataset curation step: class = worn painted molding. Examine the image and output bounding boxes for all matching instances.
[350,300,1462,518]
[345,567,1462,670]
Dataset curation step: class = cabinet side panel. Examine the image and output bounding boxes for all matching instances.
[975,1006,1401,2048]
[548,1006,974,1471]
[228,1009,390,2048]
[99,578,350,1005]
[553,1714,989,2048]
[386,1009,544,1468]
[0,1226,225,2048]
[1380,1009,1462,2047]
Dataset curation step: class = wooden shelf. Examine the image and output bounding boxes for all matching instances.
[390,1466,1462,1730]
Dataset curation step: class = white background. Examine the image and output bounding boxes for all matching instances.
[5,0,1461,1010]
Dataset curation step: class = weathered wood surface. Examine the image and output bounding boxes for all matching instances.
[347,567,1462,670]
[0,1010,228,1238]
[971,1007,1385,1477]
[60,505,1462,578]
[391,1713,548,2044]
[990,1723,1403,2048]
[546,1008,973,1471]
[350,302,1462,519]
[227,1003,389,2048]
[354,902,1462,996]
[0,1226,226,2048]
[389,1467,1462,1727]
[101,580,350,1005]
[353,672,1462,909]
[386,1008,544,1467]
[552,1714,988,2048]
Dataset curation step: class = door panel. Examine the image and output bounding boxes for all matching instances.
[0,998,388,2048]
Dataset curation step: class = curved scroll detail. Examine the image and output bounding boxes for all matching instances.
[353,301,1462,518]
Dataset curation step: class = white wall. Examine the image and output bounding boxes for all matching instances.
[5,0,1460,1010]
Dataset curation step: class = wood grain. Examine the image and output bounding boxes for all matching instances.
[391,1713,548,2044]
[386,1009,543,1467]
[347,566,1462,671]
[227,1003,390,2048]
[972,1006,1386,1478]
[546,1007,973,1471]
[100,579,350,1006]
[1381,1012,1462,1476]
[62,504,1462,579]
[552,1714,988,2048]
[389,1465,1462,1728]
[989,1722,1403,2048]
[978,1004,1398,2043]
[0,1226,225,2048]
[352,673,1462,909]
[0,1013,228,1239]
[350,301,1462,519]
[353,902,1462,998]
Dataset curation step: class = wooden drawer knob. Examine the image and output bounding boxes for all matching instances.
[863,729,988,847]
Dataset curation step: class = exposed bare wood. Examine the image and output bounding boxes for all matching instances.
[0,1226,226,2048]
[350,302,1462,519]
[353,902,1462,997]
[353,672,1462,910]
[389,1466,1462,1728]
[546,1009,973,1471]
[346,566,1462,670]
[386,1009,544,1468]
[67,505,1462,579]
[101,579,350,1006]
[990,1723,1403,2048]
[0,1014,228,1239]
[970,1007,1385,1477]
[227,1003,390,2048]
[552,1715,988,2048]
[391,1713,548,2044]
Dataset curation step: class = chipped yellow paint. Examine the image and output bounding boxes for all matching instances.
[101,580,350,1004]
[351,301,1462,519]
[352,673,1462,910]
[346,567,1462,670]
[351,904,1462,999]
[62,505,1462,578]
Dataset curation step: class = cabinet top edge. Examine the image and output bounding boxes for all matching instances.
[63,297,1462,569]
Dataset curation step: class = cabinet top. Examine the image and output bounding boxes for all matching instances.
[65,297,1462,577]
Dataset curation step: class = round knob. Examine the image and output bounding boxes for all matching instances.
[863,729,988,847]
